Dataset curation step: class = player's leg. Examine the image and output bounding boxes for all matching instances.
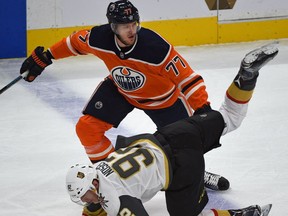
[76,115,114,162]
[198,43,277,216]
[147,98,229,191]
[220,42,279,135]
[76,78,134,163]
[159,110,272,216]
[164,147,208,216]
[143,97,193,128]
[156,110,227,215]
[76,78,134,215]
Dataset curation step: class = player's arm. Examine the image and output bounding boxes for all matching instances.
[48,29,92,59]
[118,195,149,216]
[163,47,210,111]
[20,29,92,82]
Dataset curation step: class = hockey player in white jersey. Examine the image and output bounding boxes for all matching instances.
[66,43,278,216]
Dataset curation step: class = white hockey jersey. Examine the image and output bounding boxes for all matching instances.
[94,138,171,215]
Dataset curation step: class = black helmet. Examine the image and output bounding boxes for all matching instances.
[106,0,140,24]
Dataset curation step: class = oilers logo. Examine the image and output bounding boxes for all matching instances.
[111,67,145,91]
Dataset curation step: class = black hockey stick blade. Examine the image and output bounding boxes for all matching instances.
[0,71,28,95]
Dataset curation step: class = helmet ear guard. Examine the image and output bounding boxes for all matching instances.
[66,164,97,206]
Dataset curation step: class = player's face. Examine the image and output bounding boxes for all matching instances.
[81,190,99,205]
[80,180,99,205]
[116,22,138,47]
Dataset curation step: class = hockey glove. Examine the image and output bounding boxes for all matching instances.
[20,46,53,82]
[194,103,212,115]
[82,203,107,216]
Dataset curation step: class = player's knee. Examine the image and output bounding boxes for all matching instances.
[76,115,112,142]
[76,115,114,162]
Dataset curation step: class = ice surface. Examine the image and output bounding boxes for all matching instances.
[0,39,287,215]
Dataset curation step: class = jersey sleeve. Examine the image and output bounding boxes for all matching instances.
[163,46,210,111]
[48,29,92,59]
[118,195,149,216]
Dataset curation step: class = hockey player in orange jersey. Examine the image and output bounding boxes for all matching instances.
[20,0,227,192]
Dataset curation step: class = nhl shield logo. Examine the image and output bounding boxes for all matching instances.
[111,67,145,91]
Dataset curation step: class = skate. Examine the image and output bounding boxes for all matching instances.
[239,41,279,80]
[228,204,272,216]
[204,171,230,191]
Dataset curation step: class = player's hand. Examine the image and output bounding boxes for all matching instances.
[194,104,212,115]
[20,46,52,82]
[82,203,107,216]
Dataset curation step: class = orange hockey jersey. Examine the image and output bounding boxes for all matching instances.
[49,24,209,111]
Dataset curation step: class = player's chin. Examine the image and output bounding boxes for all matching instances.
[127,36,136,44]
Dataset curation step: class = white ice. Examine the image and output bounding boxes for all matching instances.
[0,39,287,216]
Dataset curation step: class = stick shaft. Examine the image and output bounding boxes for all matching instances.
[0,71,28,95]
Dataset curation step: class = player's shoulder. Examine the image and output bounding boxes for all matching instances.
[138,27,169,45]
[88,24,115,49]
[119,195,149,215]
[90,24,112,35]
[135,27,171,64]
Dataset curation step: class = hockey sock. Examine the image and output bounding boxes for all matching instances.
[211,209,231,216]
[226,80,254,104]
[199,209,230,216]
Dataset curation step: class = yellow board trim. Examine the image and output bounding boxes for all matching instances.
[27,17,288,56]
[219,18,288,43]
[27,17,218,55]
[141,17,218,46]
[27,26,93,55]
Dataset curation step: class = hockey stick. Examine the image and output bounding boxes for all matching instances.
[0,71,29,95]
